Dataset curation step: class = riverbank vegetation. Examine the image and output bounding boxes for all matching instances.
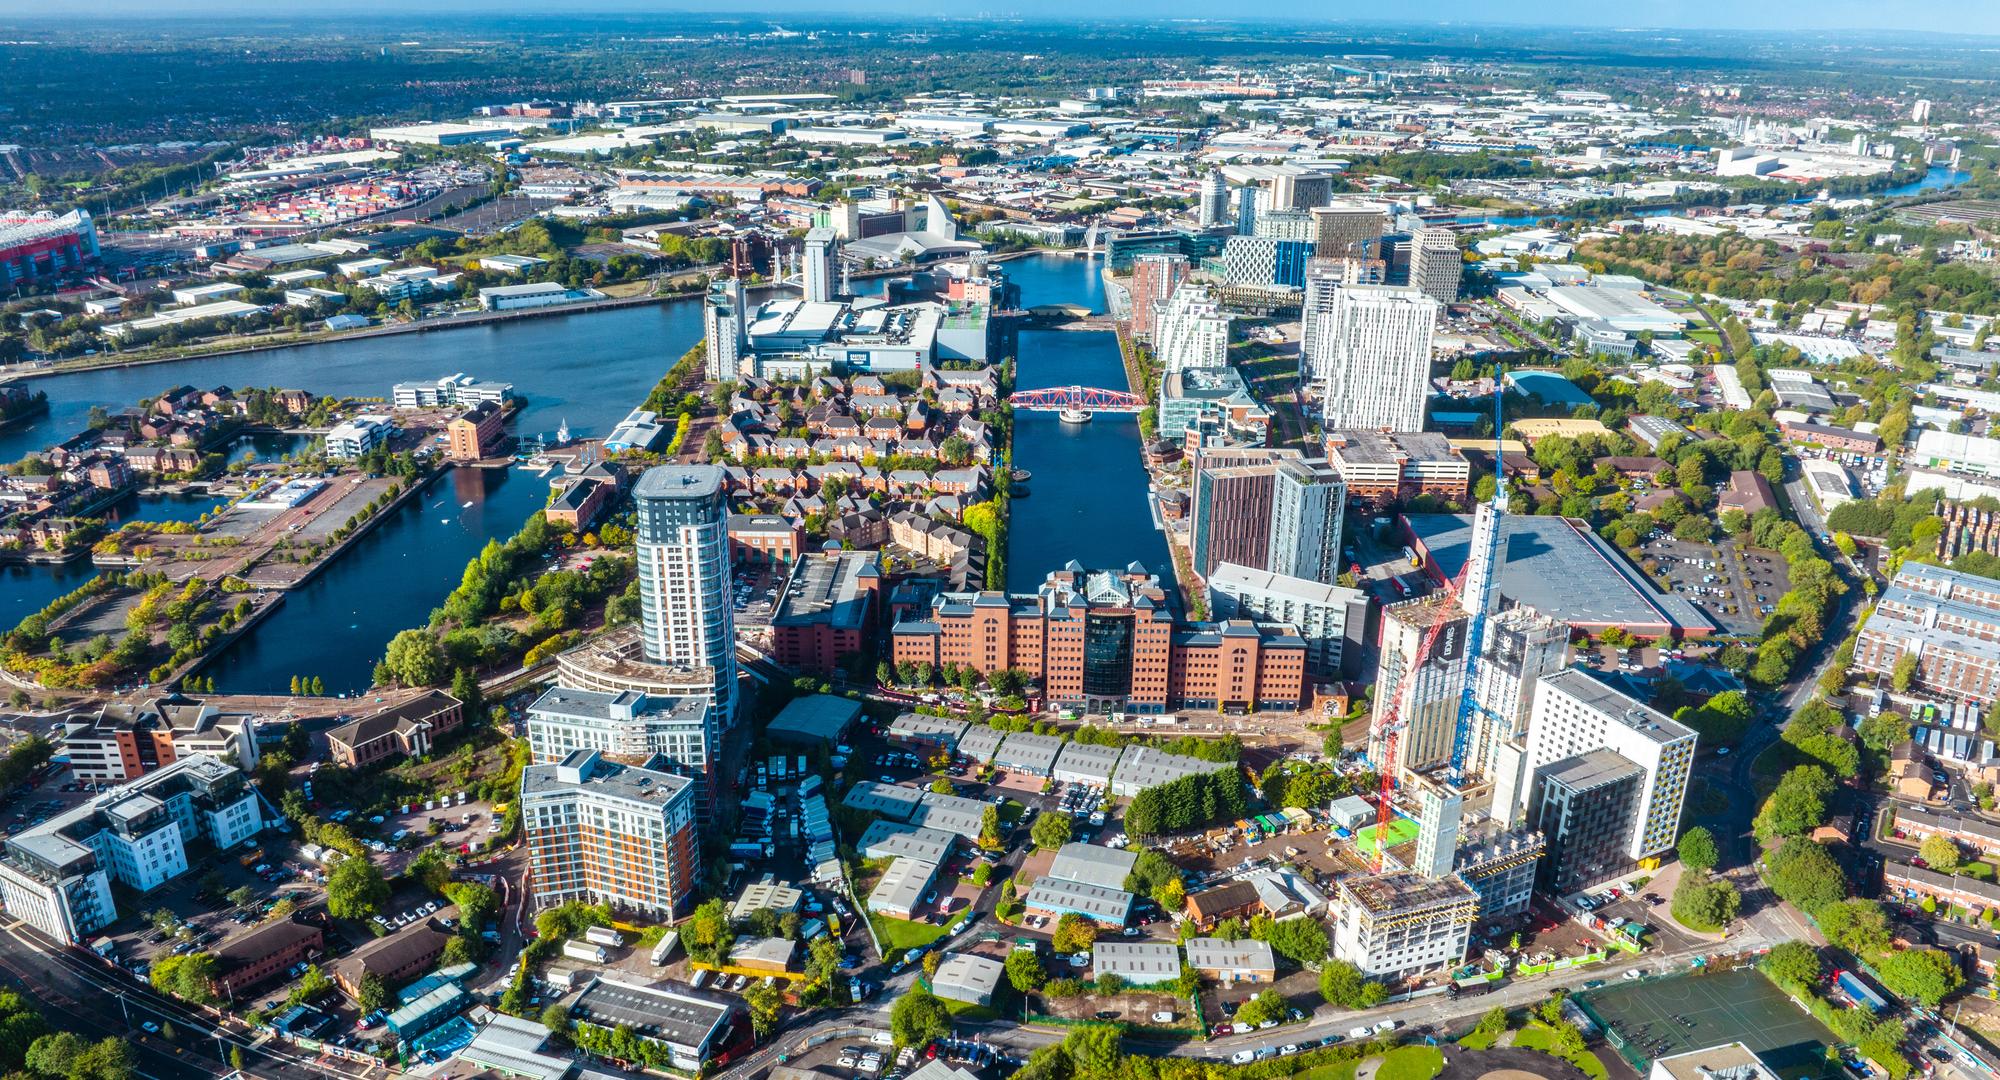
[373,509,634,688]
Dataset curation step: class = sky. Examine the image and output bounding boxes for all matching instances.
[2,0,1997,34]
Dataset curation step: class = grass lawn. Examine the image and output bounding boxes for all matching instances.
[1294,1064,1358,1080]
[1376,1045,1444,1080]
[1456,1028,1499,1051]
[1513,1022,1610,1080]
[941,999,998,1021]
[1687,328,1723,346]
[870,913,947,954]
[1960,861,1997,881]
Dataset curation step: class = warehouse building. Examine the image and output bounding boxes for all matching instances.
[570,976,740,1072]
[929,953,1005,1006]
[1091,941,1181,986]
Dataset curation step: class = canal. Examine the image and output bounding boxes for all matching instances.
[4,253,1164,692]
[1000,253,1174,595]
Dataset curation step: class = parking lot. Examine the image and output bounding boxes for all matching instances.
[1637,533,1788,638]
[96,836,327,979]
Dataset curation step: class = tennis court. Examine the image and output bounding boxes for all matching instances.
[1578,968,1841,1080]
[1355,816,1421,856]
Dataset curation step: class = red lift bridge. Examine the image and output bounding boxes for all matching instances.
[1006,385,1147,412]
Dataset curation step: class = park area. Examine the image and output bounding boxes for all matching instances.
[1577,968,1843,1079]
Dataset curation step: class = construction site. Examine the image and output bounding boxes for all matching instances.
[1326,382,1685,984]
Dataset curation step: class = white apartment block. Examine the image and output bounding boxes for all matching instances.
[0,754,260,944]
[523,749,701,918]
[525,687,715,791]
[1519,669,1695,860]
[1205,563,1366,677]
[63,694,261,782]
[1152,282,1232,378]
[1318,285,1437,433]
[802,228,837,304]
[324,415,393,459]
[1332,872,1477,981]
[1468,607,1569,781]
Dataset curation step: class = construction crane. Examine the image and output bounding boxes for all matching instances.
[1367,375,1507,872]
[1447,374,1509,782]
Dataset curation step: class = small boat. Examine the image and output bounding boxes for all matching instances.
[1059,407,1092,424]
[461,501,474,508]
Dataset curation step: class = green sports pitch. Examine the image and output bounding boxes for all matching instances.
[1353,816,1421,856]
[1577,968,1842,1080]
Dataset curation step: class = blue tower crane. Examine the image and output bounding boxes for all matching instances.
[1446,373,1508,782]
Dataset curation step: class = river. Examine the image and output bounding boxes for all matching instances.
[5,253,1162,692]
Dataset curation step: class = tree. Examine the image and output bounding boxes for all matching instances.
[1263,918,1330,967]
[226,885,255,909]
[979,805,1003,850]
[25,1033,87,1079]
[540,1003,571,1036]
[358,972,389,1014]
[1920,834,1963,874]
[1877,948,1964,1007]
[1819,899,1892,957]
[1859,712,1912,753]
[744,981,784,1037]
[1318,960,1387,1009]
[1671,873,1740,933]
[1892,652,1918,692]
[1006,949,1047,992]
[889,987,951,1047]
[1754,765,1835,843]
[1030,811,1073,852]
[148,952,219,1004]
[1233,989,1290,1028]
[1052,913,1098,955]
[1676,690,1754,745]
[382,628,448,687]
[1761,941,1822,988]
[682,899,734,965]
[326,855,389,920]
[1063,1025,1122,1076]
[1766,837,1849,915]
[1678,826,1719,874]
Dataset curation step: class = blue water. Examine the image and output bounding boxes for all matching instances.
[0,300,705,464]
[1001,252,1173,593]
[195,464,552,695]
[1881,165,1971,198]
[6,253,1140,689]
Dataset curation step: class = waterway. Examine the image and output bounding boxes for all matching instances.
[5,252,1155,692]
[1001,253,1173,594]
[0,300,704,464]
[195,464,550,695]
[1883,165,1971,198]
[1451,166,1972,228]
